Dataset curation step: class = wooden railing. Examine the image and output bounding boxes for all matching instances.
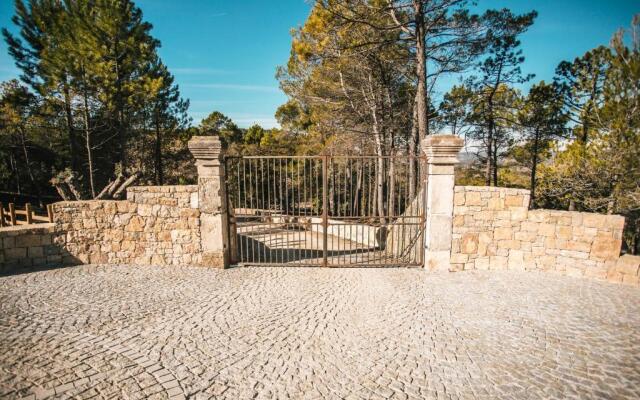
[0,202,54,227]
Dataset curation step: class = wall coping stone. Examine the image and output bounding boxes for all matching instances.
[455,185,531,195]
[127,185,197,193]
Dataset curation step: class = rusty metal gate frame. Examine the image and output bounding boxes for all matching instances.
[225,155,427,267]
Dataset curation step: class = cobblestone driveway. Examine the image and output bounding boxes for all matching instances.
[1,265,639,400]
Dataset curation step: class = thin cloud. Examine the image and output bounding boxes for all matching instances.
[185,83,281,93]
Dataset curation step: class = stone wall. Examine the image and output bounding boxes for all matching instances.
[54,185,202,266]
[3,181,639,286]
[451,186,639,286]
[0,224,63,272]
[127,185,198,208]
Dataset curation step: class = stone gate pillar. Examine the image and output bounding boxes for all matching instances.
[421,135,464,271]
[188,135,230,268]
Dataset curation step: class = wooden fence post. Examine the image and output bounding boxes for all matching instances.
[25,203,33,224]
[47,204,54,223]
[8,203,16,226]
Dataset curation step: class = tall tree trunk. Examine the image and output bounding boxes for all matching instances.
[413,0,428,139]
[328,159,335,216]
[82,88,96,198]
[484,134,492,186]
[369,161,377,219]
[63,86,80,174]
[114,39,127,171]
[10,151,20,194]
[369,96,387,224]
[485,61,502,187]
[492,137,498,186]
[388,154,396,219]
[373,128,386,224]
[353,161,362,216]
[387,127,396,219]
[529,129,540,208]
[408,94,419,200]
[154,111,164,185]
[19,127,42,206]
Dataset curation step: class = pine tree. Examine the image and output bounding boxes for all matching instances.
[517,81,568,206]
[466,9,535,185]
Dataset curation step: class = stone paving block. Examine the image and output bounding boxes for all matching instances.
[0,265,639,399]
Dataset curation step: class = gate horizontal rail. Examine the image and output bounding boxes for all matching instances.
[225,155,426,267]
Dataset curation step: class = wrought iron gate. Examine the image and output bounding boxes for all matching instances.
[225,155,426,267]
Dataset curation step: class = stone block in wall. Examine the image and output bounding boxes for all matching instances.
[510,208,528,221]
[583,213,608,228]
[498,240,520,250]
[538,223,556,237]
[1,223,62,272]
[494,227,512,240]
[460,233,479,254]
[486,255,505,270]
[487,197,504,210]
[615,255,640,276]
[2,237,15,248]
[505,195,525,208]
[622,274,639,286]
[508,249,524,270]
[564,241,591,253]
[536,255,556,271]
[465,192,483,206]
[557,225,572,240]
[521,221,538,232]
[560,248,590,260]
[477,211,496,221]
[454,191,465,206]
[514,230,536,242]
[523,253,537,270]
[475,257,490,270]
[15,234,42,247]
[565,265,586,278]
[590,236,622,261]
[5,247,27,259]
[584,265,608,280]
[451,253,469,264]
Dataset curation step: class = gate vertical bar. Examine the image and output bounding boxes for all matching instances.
[322,155,329,267]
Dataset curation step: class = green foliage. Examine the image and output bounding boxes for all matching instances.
[0,80,63,201]
[243,124,266,145]
[538,16,640,253]
[1,0,190,197]
[516,81,569,205]
[275,100,312,135]
[554,46,611,144]
[199,111,242,146]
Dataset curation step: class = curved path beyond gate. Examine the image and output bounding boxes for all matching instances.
[1,265,639,399]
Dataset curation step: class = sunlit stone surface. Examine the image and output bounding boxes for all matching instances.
[1,265,639,399]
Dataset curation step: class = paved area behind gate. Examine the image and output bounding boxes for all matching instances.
[1,265,639,399]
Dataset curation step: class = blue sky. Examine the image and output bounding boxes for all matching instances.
[0,1,638,128]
